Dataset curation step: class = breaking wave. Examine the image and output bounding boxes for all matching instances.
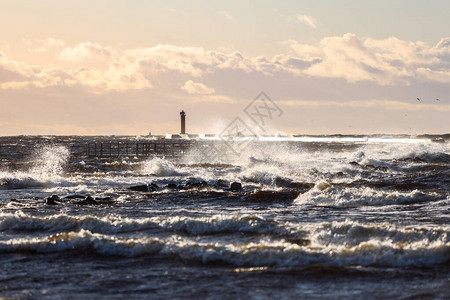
[0,213,286,236]
[0,145,70,190]
[0,220,448,268]
[294,182,441,206]
[141,157,185,177]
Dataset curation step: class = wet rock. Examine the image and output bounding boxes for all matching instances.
[274,177,313,190]
[45,196,59,205]
[128,183,159,192]
[95,196,112,202]
[186,180,208,189]
[49,195,61,202]
[84,196,99,205]
[74,196,99,205]
[349,161,360,167]
[149,183,160,191]
[229,182,242,192]
[215,179,230,188]
[375,166,389,172]
[334,172,345,178]
[243,190,300,203]
[129,184,150,192]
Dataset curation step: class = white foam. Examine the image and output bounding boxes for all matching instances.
[141,157,185,177]
[294,185,438,206]
[0,222,448,267]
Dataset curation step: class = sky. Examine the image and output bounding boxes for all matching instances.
[0,0,449,135]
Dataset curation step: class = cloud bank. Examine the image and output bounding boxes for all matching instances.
[2,33,450,94]
[1,33,449,135]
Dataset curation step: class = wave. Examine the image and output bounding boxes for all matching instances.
[0,213,286,236]
[0,221,448,267]
[141,157,186,177]
[0,145,70,190]
[294,183,440,206]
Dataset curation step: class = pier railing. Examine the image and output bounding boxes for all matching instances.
[86,141,194,158]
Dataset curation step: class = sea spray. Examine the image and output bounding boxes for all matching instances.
[141,157,184,176]
[30,145,70,179]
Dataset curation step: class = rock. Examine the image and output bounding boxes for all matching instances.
[243,190,300,203]
[334,172,345,178]
[74,196,99,205]
[375,166,389,172]
[45,196,58,205]
[84,196,99,205]
[149,183,160,191]
[95,196,112,202]
[215,179,229,188]
[229,182,242,192]
[128,183,159,192]
[186,180,208,189]
[49,195,61,202]
[349,161,360,167]
[128,184,151,192]
[274,177,312,190]
[167,183,178,189]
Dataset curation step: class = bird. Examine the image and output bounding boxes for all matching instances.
[417,98,421,102]
[436,98,440,101]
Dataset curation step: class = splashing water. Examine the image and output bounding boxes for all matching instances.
[141,157,183,176]
[30,145,70,179]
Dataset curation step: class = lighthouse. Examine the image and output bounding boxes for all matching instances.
[180,110,186,134]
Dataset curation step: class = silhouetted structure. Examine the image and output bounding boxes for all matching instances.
[180,110,186,134]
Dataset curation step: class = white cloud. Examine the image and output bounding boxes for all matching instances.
[217,10,233,21]
[59,42,113,62]
[181,80,215,94]
[287,33,450,84]
[296,14,317,28]
[2,34,450,93]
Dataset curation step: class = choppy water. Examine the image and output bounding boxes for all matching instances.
[0,135,449,299]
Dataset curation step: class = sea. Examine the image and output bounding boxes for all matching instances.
[0,135,449,299]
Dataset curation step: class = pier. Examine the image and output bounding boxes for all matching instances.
[86,140,194,158]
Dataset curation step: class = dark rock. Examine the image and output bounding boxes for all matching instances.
[128,184,151,192]
[74,196,99,205]
[349,161,360,167]
[167,183,178,189]
[45,197,58,205]
[375,166,389,172]
[49,195,61,202]
[243,190,300,203]
[84,196,99,205]
[149,183,160,191]
[274,177,313,190]
[128,183,159,192]
[95,196,112,202]
[186,180,208,189]
[334,172,345,178]
[229,182,242,192]
[215,179,230,188]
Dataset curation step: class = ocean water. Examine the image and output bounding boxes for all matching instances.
[0,135,449,299]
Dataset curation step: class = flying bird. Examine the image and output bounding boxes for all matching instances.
[436,98,440,101]
[416,98,421,102]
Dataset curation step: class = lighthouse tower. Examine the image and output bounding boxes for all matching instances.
[180,110,186,134]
